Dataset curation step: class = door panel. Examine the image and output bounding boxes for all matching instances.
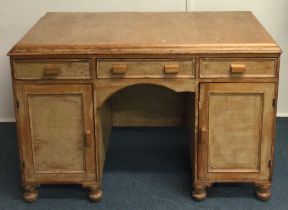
[199,83,275,181]
[208,93,262,172]
[29,94,85,173]
[16,84,95,182]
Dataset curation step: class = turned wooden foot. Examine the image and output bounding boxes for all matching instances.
[192,185,207,201]
[23,185,38,202]
[88,185,103,202]
[255,184,271,201]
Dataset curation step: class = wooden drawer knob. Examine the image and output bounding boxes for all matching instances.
[200,128,208,144]
[164,64,180,74]
[111,64,128,74]
[43,64,61,76]
[230,64,246,74]
[85,130,92,147]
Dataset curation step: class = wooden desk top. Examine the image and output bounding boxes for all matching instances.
[9,12,281,55]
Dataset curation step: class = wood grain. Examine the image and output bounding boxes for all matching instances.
[29,94,86,173]
[15,84,96,182]
[94,79,196,108]
[198,83,275,180]
[110,84,186,126]
[13,59,91,79]
[8,12,281,201]
[97,59,195,78]
[200,58,276,78]
[8,12,281,55]
[96,99,112,176]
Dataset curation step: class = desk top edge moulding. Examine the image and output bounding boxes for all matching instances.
[8,11,281,202]
[8,11,281,55]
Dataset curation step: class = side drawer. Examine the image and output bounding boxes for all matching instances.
[97,59,195,78]
[13,59,91,80]
[200,58,277,78]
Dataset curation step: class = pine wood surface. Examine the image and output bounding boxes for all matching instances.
[9,12,280,55]
[8,12,281,202]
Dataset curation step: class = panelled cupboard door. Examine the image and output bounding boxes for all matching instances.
[15,84,96,183]
[198,83,275,181]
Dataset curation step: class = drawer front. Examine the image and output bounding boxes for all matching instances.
[97,59,195,78]
[200,58,276,78]
[13,60,91,80]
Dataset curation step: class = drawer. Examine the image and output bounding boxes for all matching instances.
[13,60,91,80]
[97,59,195,78]
[200,58,277,78]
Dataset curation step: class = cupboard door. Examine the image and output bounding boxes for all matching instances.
[16,84,95,182]
[198,83,275,181]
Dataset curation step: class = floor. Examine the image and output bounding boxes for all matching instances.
[0,118,287,210]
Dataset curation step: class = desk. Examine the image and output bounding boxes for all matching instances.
[8,12,281,202]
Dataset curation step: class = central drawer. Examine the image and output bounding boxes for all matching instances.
[97,59,195,78]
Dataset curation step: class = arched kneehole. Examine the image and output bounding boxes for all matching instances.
[96,83,195,192]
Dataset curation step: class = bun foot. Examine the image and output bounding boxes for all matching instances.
[88,186,103,202]
[23,185,38,202]
[192,187,207,201]
[256,184,271,201]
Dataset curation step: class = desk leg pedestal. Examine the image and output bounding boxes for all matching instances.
[255,183,271,201]
[23,185,38,202]
[192,182,272,201]
[86,185,103,202]
[192,182,211,201]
